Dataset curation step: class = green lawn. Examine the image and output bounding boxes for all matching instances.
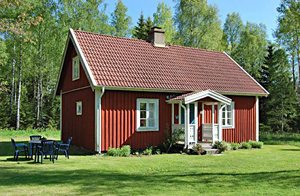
[0,130,300,195]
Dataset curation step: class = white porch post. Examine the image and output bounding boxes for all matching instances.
[195,102,198,143]
[185,104,190,148]
[218,103,222,141]
[212,104,215,143]
[171,103,174,132]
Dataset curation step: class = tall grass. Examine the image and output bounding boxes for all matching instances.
[260,132,300,146]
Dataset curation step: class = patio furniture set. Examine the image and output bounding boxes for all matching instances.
[11,136,72,163]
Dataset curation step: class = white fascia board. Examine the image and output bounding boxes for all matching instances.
[69,28,97,89]
[223,52,269,96]
[184,90,231,105]
[54,36,70,97]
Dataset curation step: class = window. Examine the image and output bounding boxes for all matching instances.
[222,102,235,128]
[136,99,159,131]
[76,101,82,115]
[72,56,80,80]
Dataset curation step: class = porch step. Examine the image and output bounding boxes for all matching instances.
[189,142,219,155]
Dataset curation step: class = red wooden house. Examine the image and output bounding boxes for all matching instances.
[55,27,268,152]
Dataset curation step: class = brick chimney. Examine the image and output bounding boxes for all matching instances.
[148,27,165,47]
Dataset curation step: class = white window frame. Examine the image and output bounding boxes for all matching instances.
[222,102,235,128]
[72,56,80,81]
[76,101,82,116]
[136,98,159,131]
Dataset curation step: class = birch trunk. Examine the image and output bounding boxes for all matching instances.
[16,41,22,130]
[10,44,16,116]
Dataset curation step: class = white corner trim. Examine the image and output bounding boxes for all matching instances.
[256,97,259,141]
[223,52,269,96]
[60,90,62,140]
[95,87,105,153]
[69,28,98,88]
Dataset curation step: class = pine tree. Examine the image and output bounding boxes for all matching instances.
[111,0,131,37]
[133,13,153,40]
[264,45,299,132]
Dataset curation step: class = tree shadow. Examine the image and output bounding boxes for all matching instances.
[0,166,299,194]
[280,148,300,151]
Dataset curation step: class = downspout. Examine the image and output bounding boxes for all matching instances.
[95,86,105,153]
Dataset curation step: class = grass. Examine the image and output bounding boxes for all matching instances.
[0,130,300,195]
[260,132,300,146]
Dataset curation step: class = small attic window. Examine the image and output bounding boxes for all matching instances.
[72,56,80,81]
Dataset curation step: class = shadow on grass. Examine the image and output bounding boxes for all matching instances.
[280,149,300,151]
[0,141,93,157]
[0,167,298,194]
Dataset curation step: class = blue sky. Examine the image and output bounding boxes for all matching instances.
[105,0,281,41]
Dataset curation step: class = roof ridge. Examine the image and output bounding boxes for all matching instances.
[73,29,147,43]
[73,29,224,54]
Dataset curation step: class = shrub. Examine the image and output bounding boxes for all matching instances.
[107,145,131,157]
[162,128,185,153]
[240,142,252,149]
[192,144,204,155]
[213,141,230,153]
[248,141,264,149]
[107,147,120,157]
[119,145,131,157]
[143,147,153,155]
[231,143,240,150]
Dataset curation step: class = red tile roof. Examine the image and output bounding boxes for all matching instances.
[73,30,268,96]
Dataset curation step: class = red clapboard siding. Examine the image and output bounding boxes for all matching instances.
[60,40,95,151]
[62,88,95,151]
[197,96,256,143]
[101,90,172,151]
[222,96,257,143]
[57,41,90,93]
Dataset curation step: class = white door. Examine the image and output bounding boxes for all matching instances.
[189,103,196,144]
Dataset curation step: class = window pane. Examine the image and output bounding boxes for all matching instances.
[228,111,232,119]
[140,103,146,110]
[140,119,146,127]
[227,118,232,125]
[149,118,155,127]
[149,103,155,118]
[140,111,146,118]
[222,119,226,125]
[222,111,226,118]
[227,105,231,111]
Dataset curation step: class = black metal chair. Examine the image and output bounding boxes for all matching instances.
[35,140,56,164]
[56,137,72,159]
[11,138,28,161]
[29,135,42,158]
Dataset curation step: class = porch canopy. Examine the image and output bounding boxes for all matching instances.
[167,90,232,148]
[167,90,232,105]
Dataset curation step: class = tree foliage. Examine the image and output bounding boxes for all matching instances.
[132,13,153,40]
[153,2,175,44]
[275,0,300,90]
[111,0,131,37]
[174,0,223,50]
[261,45,299,132]
[231,22,268,80]
[223,12,244,54]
